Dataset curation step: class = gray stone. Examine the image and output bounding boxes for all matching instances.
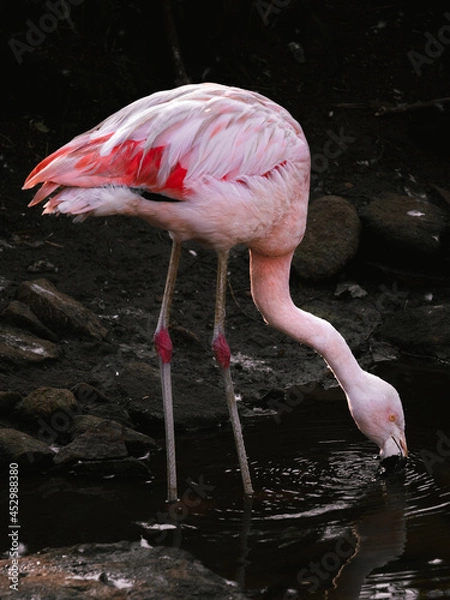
[293,195,361,279]
[378,304,450,358]
[72,382,113,405]
[16,387,79,427]
[70,413,112,436]
[0,427,54,470]
[0,324,60,365]
[0,541,247,599]
[71,382,134,427]
[362,193,448,255]
[0,300,57,341]
[17,278,108,340]
[121,425,158,456]
[71,414,157,456]
[54,420,128,465]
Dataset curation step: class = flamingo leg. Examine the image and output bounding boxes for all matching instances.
[154,240,182,503]
[212,250,254,496]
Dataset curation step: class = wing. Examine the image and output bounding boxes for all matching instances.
[24,83,309,205]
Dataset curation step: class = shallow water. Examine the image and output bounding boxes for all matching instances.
[2,360,450,599]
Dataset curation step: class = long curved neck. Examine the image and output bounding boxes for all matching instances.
[249,250,365,396]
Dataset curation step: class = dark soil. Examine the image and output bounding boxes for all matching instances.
[1,1,449,431]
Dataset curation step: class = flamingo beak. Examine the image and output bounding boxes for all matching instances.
[399,433,408,458]
[379,432,408,476]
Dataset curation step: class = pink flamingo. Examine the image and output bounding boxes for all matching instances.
[24,83,407,502]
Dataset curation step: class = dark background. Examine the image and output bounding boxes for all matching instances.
[1,0,449,177]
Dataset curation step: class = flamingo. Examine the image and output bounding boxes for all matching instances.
[23,82,407,502]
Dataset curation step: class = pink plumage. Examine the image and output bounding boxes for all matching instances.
[24,83,310,250]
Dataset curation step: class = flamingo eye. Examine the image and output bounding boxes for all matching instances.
[389,414,396,422]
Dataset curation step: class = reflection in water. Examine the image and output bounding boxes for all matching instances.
[327,476,406,599]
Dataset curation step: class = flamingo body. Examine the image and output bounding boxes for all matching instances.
[25,83,310,254]
[24,83,407,500]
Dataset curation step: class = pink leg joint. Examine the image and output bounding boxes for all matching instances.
[212,333,231,369]
[154,328,173,364]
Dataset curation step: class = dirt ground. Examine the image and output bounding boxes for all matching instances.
[1,1,449,428]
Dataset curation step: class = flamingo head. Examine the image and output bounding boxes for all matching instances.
[346,372,407,473]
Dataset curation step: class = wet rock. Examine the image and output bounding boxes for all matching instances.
[292,196,361,279]
[121,426,158,456]
[0,391,22,416]
[0,300,58,341]
[70,456,153,478]
[362,193,448,256]
[72,382,113,405]
[54,420,128,465]
[378,305,450,358]
[17,278,108,340]
[70,413,111,435]
[71,414,157,456]
[0,427,54,470]
[0,541,247,599]
[0,324,60,365]
[16,387,79,431]
[72,382,134,427]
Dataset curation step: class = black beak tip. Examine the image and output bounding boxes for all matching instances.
[378,454,407,477]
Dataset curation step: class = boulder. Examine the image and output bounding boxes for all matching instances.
[16,387,79,427]
[54,420,128,465]
[362,193,448,256]
[71,414,157,456]
[17,278,108,340]
[0,300,57,341]
[0,324,60,365]
[71,382,134,427]
[293,196,361,279]
[378,304,450,358]
[0,428,54,470]
[0,541,247,599]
